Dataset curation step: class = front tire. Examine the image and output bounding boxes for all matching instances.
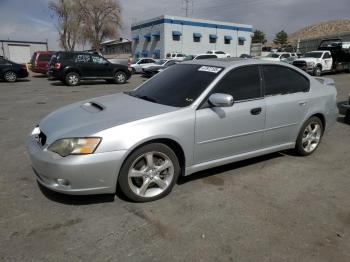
[4,71,17,82]
[313,67,322,77]
[118,143,180,202]
[295,117,323,156]
[65,72,80,86]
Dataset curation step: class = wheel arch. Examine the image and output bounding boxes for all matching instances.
[118,137,186,180]
[63,67,81,77]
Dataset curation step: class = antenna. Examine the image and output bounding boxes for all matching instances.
[182,0,193,17]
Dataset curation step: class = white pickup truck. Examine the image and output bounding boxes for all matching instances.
[292,51,333,76]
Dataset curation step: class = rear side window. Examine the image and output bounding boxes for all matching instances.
[57,52,75,60]
[38,54,52,61]
[75,54,91,63]
[262,65,310,96]
[212,66,262,101]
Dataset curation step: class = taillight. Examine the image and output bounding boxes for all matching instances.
[54,63,61,70]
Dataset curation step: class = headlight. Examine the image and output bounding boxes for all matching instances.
[48,137,101,157]
[306,61,315,68]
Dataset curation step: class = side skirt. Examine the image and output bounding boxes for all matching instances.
[184,142,295,176]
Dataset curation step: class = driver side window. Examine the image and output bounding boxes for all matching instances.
[211,66,262,101]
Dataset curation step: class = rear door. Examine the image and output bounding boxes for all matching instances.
[262,65,310,148]
[74,54,92,77]
[194,65,266,164]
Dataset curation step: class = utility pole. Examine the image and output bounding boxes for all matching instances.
[182,0,193,17]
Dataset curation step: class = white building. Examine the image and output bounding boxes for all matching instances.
[131,15,253,59]
[0,39,48,63]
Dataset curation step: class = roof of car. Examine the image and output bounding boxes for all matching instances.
[181,57,292,68]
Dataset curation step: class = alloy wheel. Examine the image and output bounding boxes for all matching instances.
[302,122,322,153]
[127,151,174,198]
[4,71,16,82]
[68,74,79,85]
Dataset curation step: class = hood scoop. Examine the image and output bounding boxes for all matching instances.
[80,101,105,113]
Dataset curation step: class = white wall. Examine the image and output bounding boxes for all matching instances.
[1,42,48,63]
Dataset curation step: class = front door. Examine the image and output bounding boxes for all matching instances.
[90,55,112,77]
[194,65,266,164]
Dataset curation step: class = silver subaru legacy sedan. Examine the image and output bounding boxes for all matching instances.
[26,59,338,202]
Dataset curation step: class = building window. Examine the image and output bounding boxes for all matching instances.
[209,34,217,44]
[173,35,180,41]
[238,37,246,46]
[193,33,202,43]
[225,39,231,44]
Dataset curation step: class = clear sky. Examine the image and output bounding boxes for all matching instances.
[0,0,349,50]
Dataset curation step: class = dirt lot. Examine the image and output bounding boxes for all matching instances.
[1,73,350,262]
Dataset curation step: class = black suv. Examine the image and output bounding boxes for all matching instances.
[48,52,131,86]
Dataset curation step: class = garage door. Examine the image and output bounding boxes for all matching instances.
[8,45,31,64]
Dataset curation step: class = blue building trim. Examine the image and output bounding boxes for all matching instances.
[132,18,252,32]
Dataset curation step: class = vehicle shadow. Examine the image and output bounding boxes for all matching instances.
[31,75,48,78]
[0,79,31,83]
[38,182,115,205]
[50,80,130,87]
[177,152,283,185]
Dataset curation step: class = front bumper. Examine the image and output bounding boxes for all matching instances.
[26,134,127,195]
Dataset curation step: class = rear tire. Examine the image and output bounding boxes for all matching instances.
[295,116,323,156]
[65,72,80,86]
[4,71,17,82]
[118,143,180,202]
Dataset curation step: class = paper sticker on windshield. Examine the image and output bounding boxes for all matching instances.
[198,66,222,74]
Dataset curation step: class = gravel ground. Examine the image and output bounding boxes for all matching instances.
[0,72,350,262]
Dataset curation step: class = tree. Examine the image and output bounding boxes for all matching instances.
[252,30,267,44]
[49,0,82,51]
[77,0,122,51]
[273,30,288,46]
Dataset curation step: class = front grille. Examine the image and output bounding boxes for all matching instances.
[37,131,47,146]
[293,61,307,69]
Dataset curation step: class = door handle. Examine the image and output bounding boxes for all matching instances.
[250,107,262,115]
[299,101,307,106]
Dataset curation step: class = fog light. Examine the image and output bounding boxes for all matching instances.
[56,178,69,186]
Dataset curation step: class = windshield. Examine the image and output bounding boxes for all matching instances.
[304,52,323,58]
[155,59,167,65]
[183,55,195,61]
[128,64,223,107]
[266,53,279,58]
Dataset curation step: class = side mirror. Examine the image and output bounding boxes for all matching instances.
[208,93,234,107]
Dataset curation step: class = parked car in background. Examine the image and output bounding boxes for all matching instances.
[183,54,218,61]
[206,50,231,58]
[27,59,337,202]
[130,58,157,74]
[260,52,295,62]
[165,52,186,61]
[239,54,253,59]
[0,57,29,82]
[30,51,55,75]
[142,59,177,78]
[48,51,131,86]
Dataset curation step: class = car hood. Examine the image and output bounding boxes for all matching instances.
[39,93,178,144]
[294,57,321,63]
[260,57,280,61]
